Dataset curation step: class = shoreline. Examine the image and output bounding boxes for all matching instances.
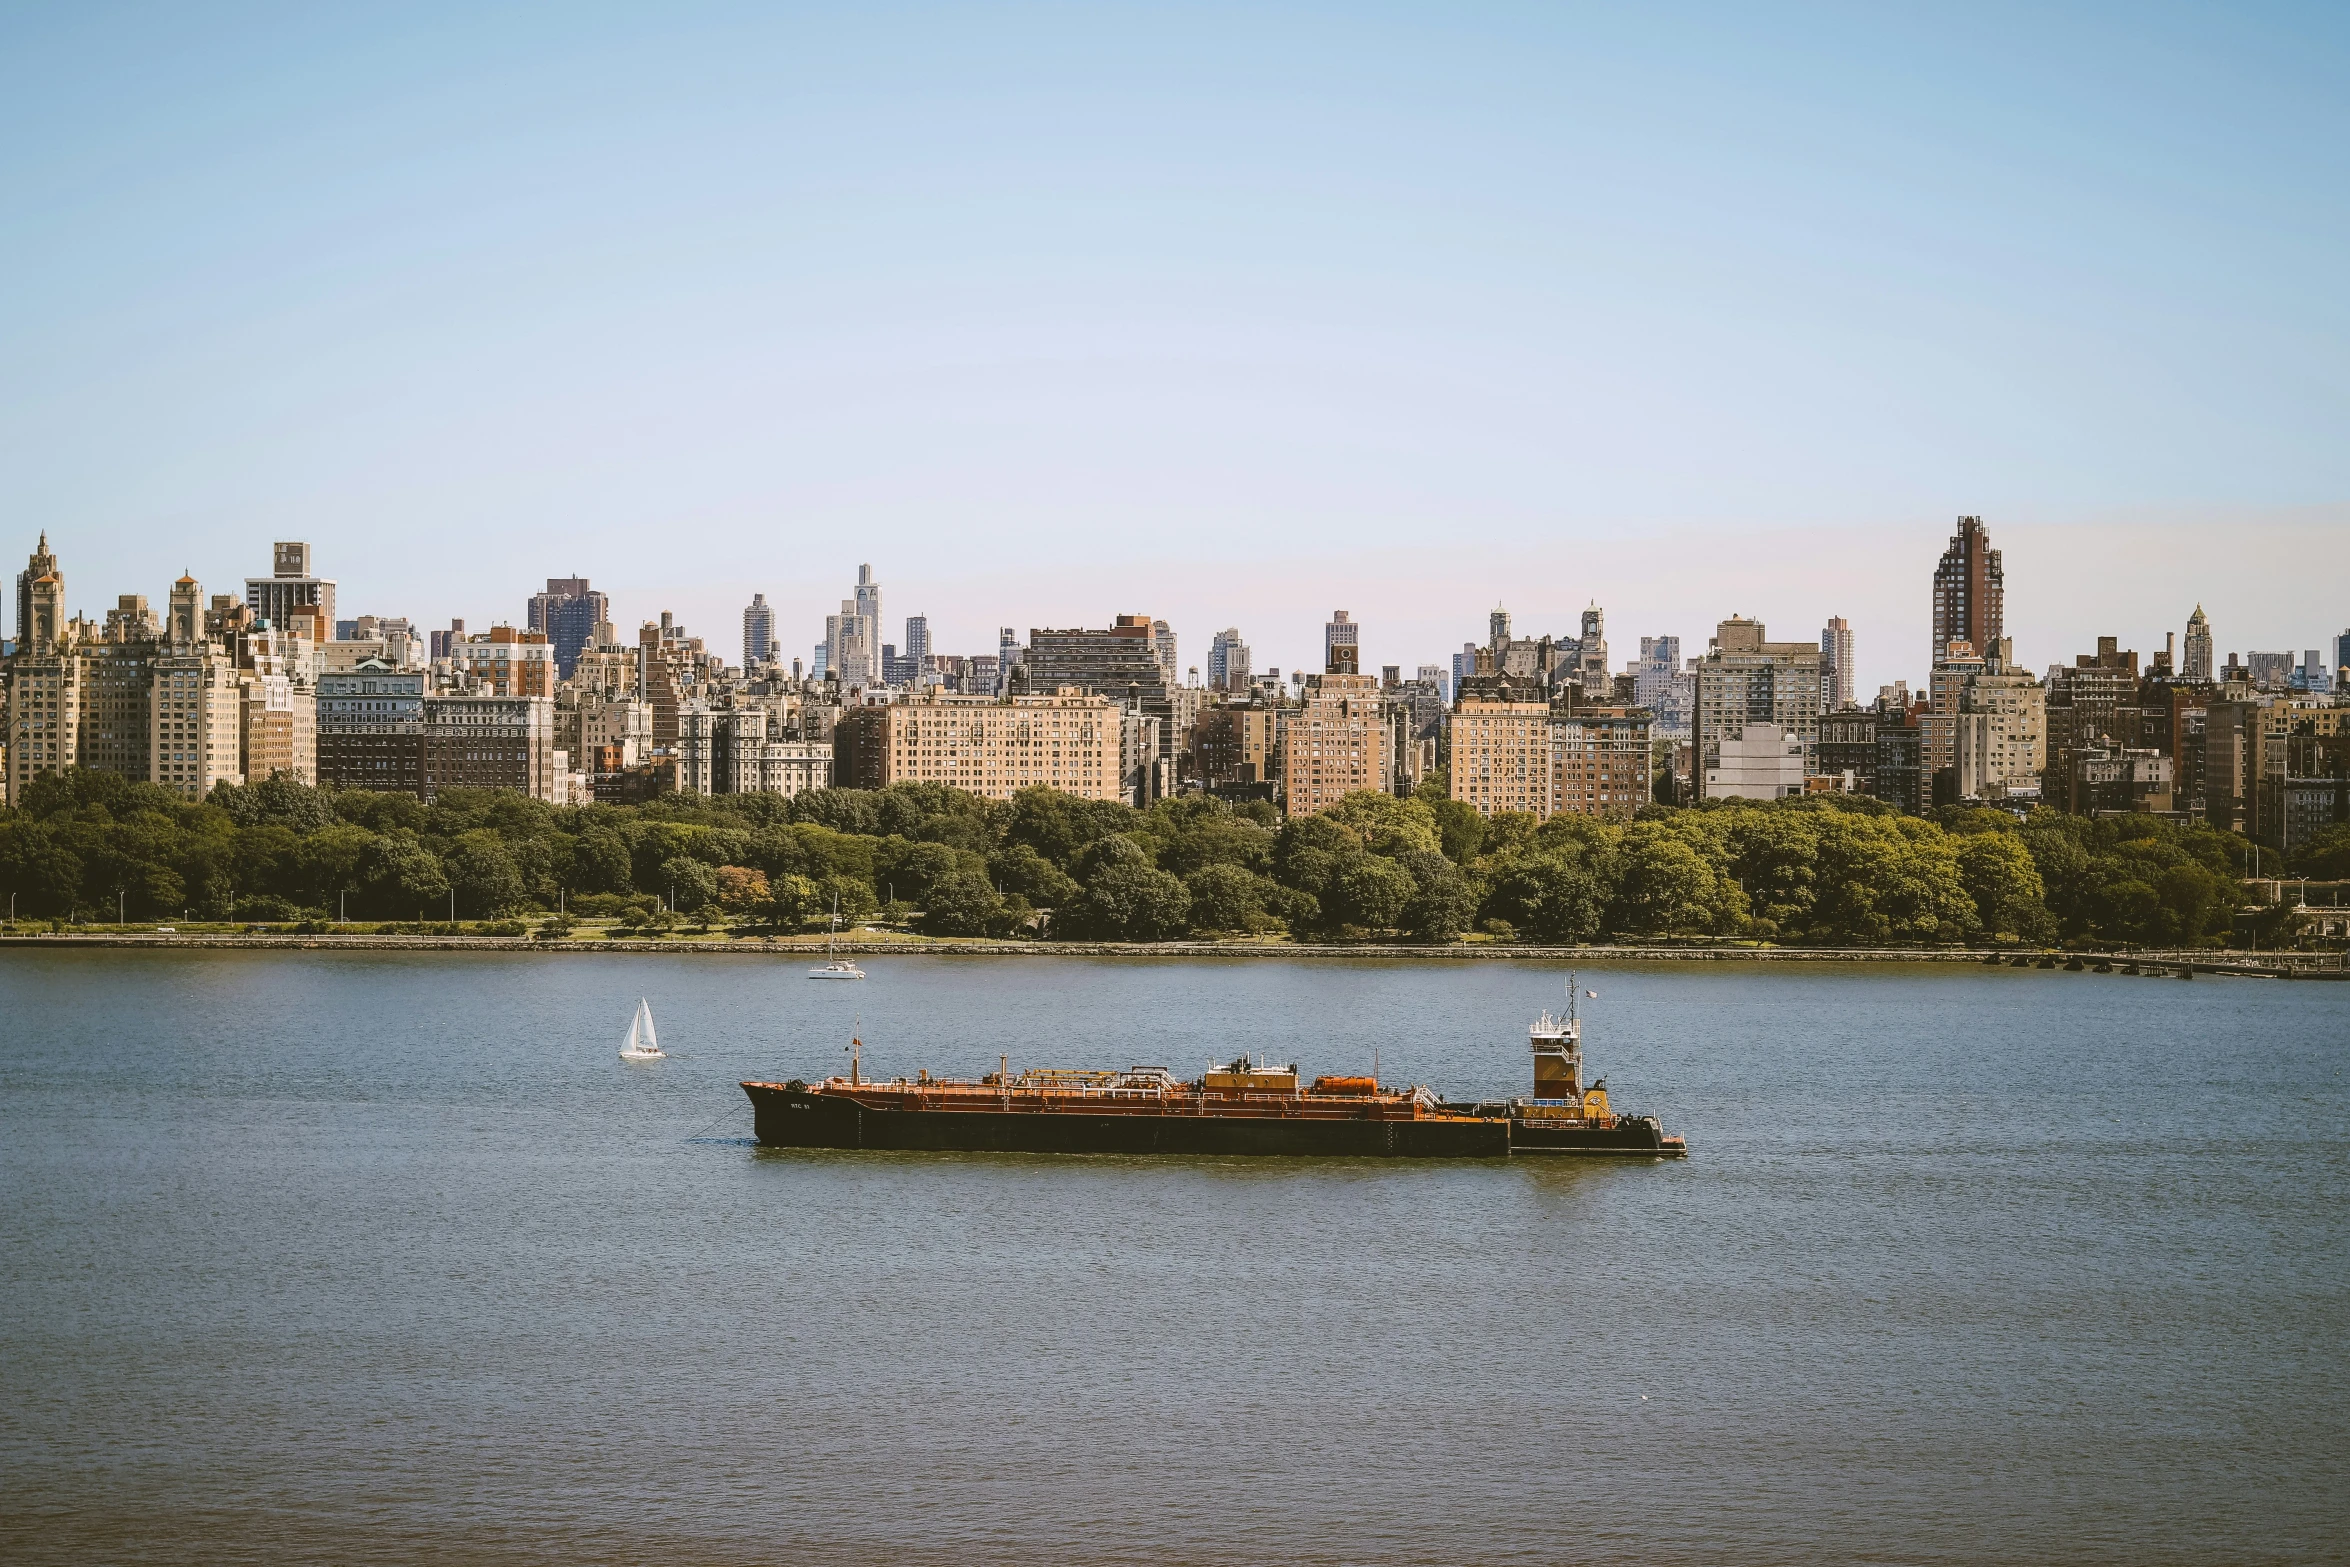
[2,930,2341,977]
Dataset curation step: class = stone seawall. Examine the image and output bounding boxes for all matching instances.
[3,932,2342,976]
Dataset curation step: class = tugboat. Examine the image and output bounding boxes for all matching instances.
[1444,979,1688,1156]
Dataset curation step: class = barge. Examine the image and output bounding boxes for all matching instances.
[742,982,1684,1159]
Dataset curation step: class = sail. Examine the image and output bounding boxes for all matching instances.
[638,1000,658,1054]
[621,1009,641,1054]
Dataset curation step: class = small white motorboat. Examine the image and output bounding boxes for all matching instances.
[619,997,665,1061]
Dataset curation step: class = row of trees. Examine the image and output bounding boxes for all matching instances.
[0,767,2285,947]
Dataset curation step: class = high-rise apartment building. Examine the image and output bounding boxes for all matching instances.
[4,552,244,803]
[1691,618,1822,798]
[2182,605,2214,682]
[1552,706,1651,819]
[148,573,243,798]
[527,577,608,679]
[1703,722,1807,800]
[236,620,317,785]
[1017,617,1178,776]
[1444,675,1653,822]
[1281,673,1389,818]
[742,593,776,669]
[902,614,930,672]
[317,663,427,795]
[1815,708,1880,797]
[1149,620,1177,687]
[2245,651,2295,691]
[1631,636,1692,741]
[637,614,703,751]
[1820,617,1855,710]
[421,693,557,802]
[1924,638,1987,793]
[244,542,336,642]
[1953,639,2045,803]
[824,602,879,686]
[1207,628,1250,692]
[831,688,1124,801]
[1324,611,1359,676]
[996,628,1022,696]
[1188,700,1280,791]
[2043,637,2140,807]
[1449,684,1552,817]
[445,626,554,697]
[677,703,831,798]
[1930,516,2003,667]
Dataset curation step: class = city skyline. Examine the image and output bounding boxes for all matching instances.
[12,515,2343,708]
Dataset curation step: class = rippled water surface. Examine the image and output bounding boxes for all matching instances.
[3,950,2345,1565]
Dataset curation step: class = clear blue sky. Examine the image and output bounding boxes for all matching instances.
[2,3,2344,693]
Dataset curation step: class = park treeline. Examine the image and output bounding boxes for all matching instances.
[5,767,2330,947]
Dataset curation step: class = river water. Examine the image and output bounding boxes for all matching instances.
[1,951,2344,1564]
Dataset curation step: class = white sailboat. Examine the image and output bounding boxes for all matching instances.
[807,897,865,980]
[618,998,665,1061]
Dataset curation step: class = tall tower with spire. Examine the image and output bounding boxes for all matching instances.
[2182,605,2213,681]
[168,572,202,646]
[16,533,58,649]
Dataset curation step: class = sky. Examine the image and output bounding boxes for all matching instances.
[1,2,2344,696]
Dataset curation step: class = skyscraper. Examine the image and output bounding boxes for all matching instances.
[822,565,882,685]
[528,576,609,679]
[903,614,930,667]
[1820,617,1855,710]
[1017,617,1177,777]
[1207,627,1250,691]
[1632,636,1693,741]
[2183,605,2214,681]
[742,593,776,669]
[1325,610,1359,676]
[1930,517,2003,666]
[245,541,336,641]
[854,564,881,635]
[997,627,1022,696]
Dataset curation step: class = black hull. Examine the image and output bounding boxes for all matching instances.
[1508,1119,1684,1156]
[744,1083,1509,1158]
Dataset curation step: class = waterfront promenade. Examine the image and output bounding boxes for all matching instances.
[6,927,2342,977]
